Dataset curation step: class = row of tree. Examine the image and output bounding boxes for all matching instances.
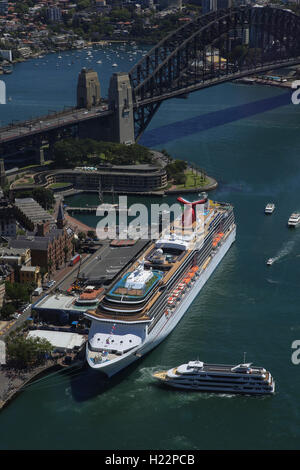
[0,281,36,320]
[165,160,188,185]
[12,187,55,210]
[53,138,153,168]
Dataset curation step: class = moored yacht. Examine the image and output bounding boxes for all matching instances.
[288,213,300,227]
[153,360,275,395]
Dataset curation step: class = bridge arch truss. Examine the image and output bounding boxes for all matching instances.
[129,6,300,140]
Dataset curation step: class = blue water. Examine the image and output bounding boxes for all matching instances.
[0,44,150,124]
[1,45,300,450]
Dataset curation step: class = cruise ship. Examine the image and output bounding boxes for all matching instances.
[84,194,236,377]
[153,360,275,395]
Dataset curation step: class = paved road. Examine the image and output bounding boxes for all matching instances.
[1,239,148,338]
[0,105,111,143]
[1,243,108,339]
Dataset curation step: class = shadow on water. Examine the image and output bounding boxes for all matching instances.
[140,92,291,147]
[216,181,249,193]
[69,360,143,402]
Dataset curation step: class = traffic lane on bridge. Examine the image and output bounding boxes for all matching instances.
[0,108,112,143]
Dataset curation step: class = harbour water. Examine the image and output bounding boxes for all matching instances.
[1,46,300,450]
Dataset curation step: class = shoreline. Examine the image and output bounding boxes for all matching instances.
[0,352,86,411]
[7,39,152,68]
[0,362,64,411]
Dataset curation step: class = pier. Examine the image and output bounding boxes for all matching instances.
[65,204,129,214]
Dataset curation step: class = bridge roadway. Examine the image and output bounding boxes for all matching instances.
[134,58,300,107]
[0,102,113,144]
[3,58,299,146]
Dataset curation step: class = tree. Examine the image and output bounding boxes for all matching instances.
[16,187,54,210]
[47,259,53,275]
[40,267,48,283]
[6,335,53,369]
[173,173,186,185]
[63,245,69,264]
[5,282,30,306]
[87,230,96,239]
[78,232,86,241]
[0,303,15,320]
[53,138,85,168]
[71,237,79,255]
[165,160,187,183]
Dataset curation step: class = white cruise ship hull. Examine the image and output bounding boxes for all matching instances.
[86,227,236,377]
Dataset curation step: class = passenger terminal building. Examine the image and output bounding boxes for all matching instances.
[40,164,168,193]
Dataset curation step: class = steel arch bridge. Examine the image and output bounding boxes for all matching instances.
[128,6,300,140]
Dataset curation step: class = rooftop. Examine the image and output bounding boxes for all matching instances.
[14,198,54,224]
[33,293,98,312]
[27,330,85,351]
[20,265,38,272]
[8,228,67,251]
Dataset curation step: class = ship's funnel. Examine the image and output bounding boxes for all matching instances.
[177,194,208,227]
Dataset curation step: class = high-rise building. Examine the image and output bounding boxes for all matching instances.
[46,7,62,23]
[0,159,5,188]
[202,0,232,14]
[0,1,8,16]
[0,199,17,238]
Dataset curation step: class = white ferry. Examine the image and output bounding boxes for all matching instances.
[288,213,300,227]
[153,360,275,395]
[265,203,275,214]
[84,194,236,377]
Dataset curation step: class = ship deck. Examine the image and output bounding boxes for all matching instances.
[86,201,232,323]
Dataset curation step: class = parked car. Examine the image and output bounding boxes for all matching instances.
[47,280,56,288]
[33,287,43,296]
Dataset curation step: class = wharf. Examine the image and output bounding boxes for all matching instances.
[65,204,129,213]
[235,77,292,88]
[0,333,86,411]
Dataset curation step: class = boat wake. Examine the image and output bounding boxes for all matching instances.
[136,366,165,383]
[270,238,298,264]
[266,278,280,284]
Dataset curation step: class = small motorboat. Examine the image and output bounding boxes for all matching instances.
[288,213,300,228]
[267,258,274,266]
[265,203,275,214]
